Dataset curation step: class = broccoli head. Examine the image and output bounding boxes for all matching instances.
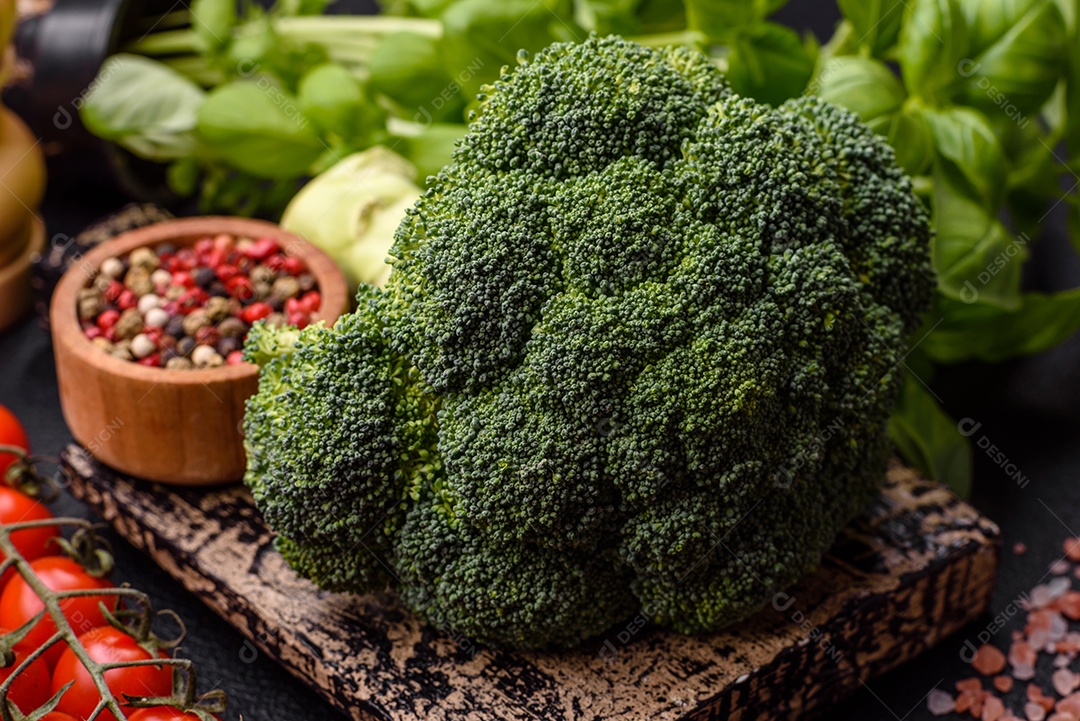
[244,35,934,649]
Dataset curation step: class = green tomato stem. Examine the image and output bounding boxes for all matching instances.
[0,520,128,721]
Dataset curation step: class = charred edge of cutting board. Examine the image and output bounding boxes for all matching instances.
[62,447,1000,721]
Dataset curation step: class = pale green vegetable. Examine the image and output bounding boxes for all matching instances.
[280,148,421,287]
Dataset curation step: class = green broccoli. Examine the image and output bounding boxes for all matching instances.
[244,35,934,649]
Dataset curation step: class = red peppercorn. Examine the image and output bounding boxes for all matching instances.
[213,233,233,253]
[282,256,307,276]
[226,350,245,365]
[84,326,103,340]
[246,237,280,261]
[195,326,221,347]
[117,289,138,310]
[172,271,196,288]
[265,254,286,272]
[144,327,164,343]
[195,237,214,257]
[104,280,124,303]
[137,354,161,368]
[299,291,321,314]
[284,297,301,315]
[97,309,121,331]
[226,276,255,302]
[206,248,226,269]
[241,302,273,324]
[288,312,310,330]
[215,264,240,282]
[176,248,198,269]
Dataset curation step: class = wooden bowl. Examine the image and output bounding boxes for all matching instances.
[50,217,350,486]
[0,216,44,332]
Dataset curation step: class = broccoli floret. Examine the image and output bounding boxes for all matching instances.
[243,288,440,591]
[244,35,934,649]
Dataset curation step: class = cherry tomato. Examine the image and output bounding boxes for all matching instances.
[0,557,117,668]
[0,404,29,481]
[52,627,172,721]
[0,488,59,587]
[0,626,51,713]
[128,708,221,721]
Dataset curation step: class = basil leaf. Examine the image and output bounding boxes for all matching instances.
[957,0,1066,116]
[439,0,582,98]
[636,0,690,33]
[888,374,973,497]
[924,106,1006,208]
[685,0,777,40]
[898,0,969,100]
[727,23,815,107]
[299,63,382,144]
[814,56,906,122]
[882,104,935,176]
[399,122,465,181]
[932,162,1023,309]
[921,290,1080,363]
[369,31,464,124]
[837,0,905,55]
[190,0,236,52]
[196,80,324,179]
[80,54,205,162]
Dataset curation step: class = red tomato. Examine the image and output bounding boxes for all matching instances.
[0,626,51,713]
[0,404,29,481]
[0,557,117,668]
[128,708,221,721]
[0,487,59,587]
[52,627,172,721]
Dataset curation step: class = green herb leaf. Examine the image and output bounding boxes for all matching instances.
[80,54,205,162]
[925,106,1006,207]
[888,373,973,497]
[921,290,1080,363]
[299,62,384,143]
[727,22,815,107]
[956,0,1067,117]
[883,103,936,176]
[897,0,969,100]
[439,0,583,98]
[684,0,778,39]
[814,56,907,123]
[932,162,1024,309]
[369,31,464,123]
[196,80,324,178]
[398,122,465,180]
[190,0,237,52]
[837,0,906,55]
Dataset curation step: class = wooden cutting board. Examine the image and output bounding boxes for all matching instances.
[61,446,1000,721]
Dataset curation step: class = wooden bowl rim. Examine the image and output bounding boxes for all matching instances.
[49,216,350,386]
[0,214,44,284]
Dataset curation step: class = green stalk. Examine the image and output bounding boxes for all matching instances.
[126,29,204,56]
[273,15,442,40]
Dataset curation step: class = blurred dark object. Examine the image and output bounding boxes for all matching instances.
[31,202,173,328]
[5,0,180,201]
